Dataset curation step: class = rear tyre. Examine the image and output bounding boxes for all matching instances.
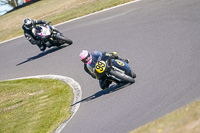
[110,69,135,83]
[54,35,73,45]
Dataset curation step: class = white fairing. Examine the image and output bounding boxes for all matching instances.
[40,26,51,36]
[32,25,51,38]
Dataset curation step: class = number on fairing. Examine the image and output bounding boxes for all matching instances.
[95,61,106,73]
[116,60,125,66]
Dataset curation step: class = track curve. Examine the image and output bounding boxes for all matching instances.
[1,0,200,133]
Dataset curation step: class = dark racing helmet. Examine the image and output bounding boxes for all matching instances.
[79,50,91,64]
[23,18,33,30]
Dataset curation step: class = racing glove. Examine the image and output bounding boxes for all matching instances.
[111,52,118,58]
[124,59,129,64]
[46,21,51,25]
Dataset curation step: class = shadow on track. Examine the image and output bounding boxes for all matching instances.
[71,83,132,106]
[16,45,67,66]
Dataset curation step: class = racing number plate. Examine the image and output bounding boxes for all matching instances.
[95,61,106,73]
[116,59,125,66]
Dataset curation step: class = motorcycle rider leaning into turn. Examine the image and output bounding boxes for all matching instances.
[79,50,130,90]
[22,18,62,51]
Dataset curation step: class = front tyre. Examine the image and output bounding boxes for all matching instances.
[131,71,136,78]
[54,35,73,45]
[110,69,135,83]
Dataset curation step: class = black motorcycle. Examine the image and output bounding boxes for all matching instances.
[89,53,136,88]
[32,24,73,48]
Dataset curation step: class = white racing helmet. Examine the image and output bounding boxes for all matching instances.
[23,18,33,30]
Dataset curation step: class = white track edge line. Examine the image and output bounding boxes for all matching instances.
[4,75,82,133]
[0,0,141,45]
[1,0,142,131]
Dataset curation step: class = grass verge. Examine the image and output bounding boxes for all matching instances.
[130,99,200,133]
[0,0,132,42]
[0,78,73,133]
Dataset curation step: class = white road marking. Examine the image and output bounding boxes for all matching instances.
[0,0,141,45]
[1,0,142,132]
[4,75,82,133]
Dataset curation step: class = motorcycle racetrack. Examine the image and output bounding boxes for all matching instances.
[0,0,200,133]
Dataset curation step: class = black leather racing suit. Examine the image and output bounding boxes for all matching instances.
[22,20,48,51]
[84,51,129,90]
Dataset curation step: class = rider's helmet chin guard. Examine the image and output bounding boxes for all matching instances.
[23,18,33,30]
[79,50,91,64]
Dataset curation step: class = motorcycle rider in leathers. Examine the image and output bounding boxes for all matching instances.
[79,50,130,90]
[22,18,63,51]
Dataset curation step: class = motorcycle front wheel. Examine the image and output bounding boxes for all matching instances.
[109,69,135,83]
[54,35,73,45]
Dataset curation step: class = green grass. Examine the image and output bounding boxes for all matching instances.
[130,99,200,133]
[1,0,200,133]
[0,78,73,133]
[0,0,135,132]
[0,0,133,42]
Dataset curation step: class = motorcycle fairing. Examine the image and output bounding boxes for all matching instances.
[112,59,131,75]
[95,61,106,73]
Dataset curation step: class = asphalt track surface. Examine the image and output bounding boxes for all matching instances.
[1,0,200,133]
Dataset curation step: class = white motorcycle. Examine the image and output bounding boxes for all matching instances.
[32,24,73,49]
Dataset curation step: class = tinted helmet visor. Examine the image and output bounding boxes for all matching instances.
[81,53,91,64]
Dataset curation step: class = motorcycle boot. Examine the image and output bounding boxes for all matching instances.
[37,43,46,51]
[99,79,112,90]
[45,42,52,48]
